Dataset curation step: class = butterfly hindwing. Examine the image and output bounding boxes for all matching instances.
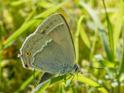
[20,33,51,68]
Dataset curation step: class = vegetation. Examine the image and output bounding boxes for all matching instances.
[0,0,123,93]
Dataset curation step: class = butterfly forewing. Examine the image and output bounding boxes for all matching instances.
[32,14,75,74]
[36,14,75,65]
[35,14,64,34]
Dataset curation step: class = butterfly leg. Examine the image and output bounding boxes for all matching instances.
[39,72,53,83]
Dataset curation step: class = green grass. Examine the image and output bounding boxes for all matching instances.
[0,0,123,93]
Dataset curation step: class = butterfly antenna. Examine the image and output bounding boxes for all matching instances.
[39,72,53,84]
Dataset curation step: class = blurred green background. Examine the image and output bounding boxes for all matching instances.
[0,0,124,93]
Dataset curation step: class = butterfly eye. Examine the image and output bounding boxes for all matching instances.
[26,52,31,56]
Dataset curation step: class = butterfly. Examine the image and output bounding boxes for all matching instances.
[19,14,78,79]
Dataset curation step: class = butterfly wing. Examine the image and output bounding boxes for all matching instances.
[19,33,51,68]
[20,14,75,74]
[33,40,71,74]
[35,14,65,34]
[32,14,75,74]
[36,14,75,65]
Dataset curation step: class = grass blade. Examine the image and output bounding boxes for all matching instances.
[79,1,113,61]
[74,73,108,93]
[113,0,124,49]
[31,80,51,93]
[3,19,39,48]
[78,16,91,48]
[75,15,90,63]
[102,0,115,62]
[3,1,67,48]
[32,73,108,93]
[34,1,68,19]
[31,75,66,93]
[15,71,40,93]
[118,26,124,77]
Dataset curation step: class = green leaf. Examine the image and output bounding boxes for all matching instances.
[79,2,102,28]
[32,73,108,93]
[10,0,26,6]
[34,1,68,19]
[78,16,91,48]
[31,80,51,93]
[99,60,115,68]
[4,19,39,48]
[15,71,40,93]
[79,1,113,61]
[113,0,124,48]
[74,73,108,93]
[31,75,66,93]
[118,26,124,77]
[102,0,115,61]
[75,15,90,63]
[4,1,67,48]
[98,28,113,61]
[37,1,54,8]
